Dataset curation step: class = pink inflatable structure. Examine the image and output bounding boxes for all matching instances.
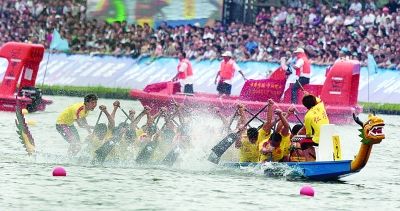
[0,42,52,112]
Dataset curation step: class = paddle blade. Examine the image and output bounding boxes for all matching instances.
[208,132,240,164]
[136,140,159,164]
[162,146,180,166]
[93,137,120,164]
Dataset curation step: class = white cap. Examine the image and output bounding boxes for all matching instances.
[221,51,233,57]
[293,48,305,53]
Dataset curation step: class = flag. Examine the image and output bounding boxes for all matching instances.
[367,53,378,74]
[50,29,69,51]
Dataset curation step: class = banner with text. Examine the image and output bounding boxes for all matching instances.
[0,54,399,103]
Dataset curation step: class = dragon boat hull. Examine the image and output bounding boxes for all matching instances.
[222,160,354,181]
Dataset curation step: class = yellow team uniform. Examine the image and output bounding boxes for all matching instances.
[304,98,330,144]
[239,135,260,162]
[280,133,291,159]
[258,132,290,162]
[110,138,134,160]
[257,127,270,144]
[56,102,89,125]
[88,130,113,157]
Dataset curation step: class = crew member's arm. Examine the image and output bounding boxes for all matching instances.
[235,138,242,148]
[77,117,93,133]
[234,104,248,149]
[293,58,304,79]
[293,58,304,69]
[261,141,274,155]
[233,62,247,80]
[214,70,220,84]
[235,126,246,149]
[146,107,168,141]
[235,104,247,131]
[262,99,274,134]
[99,105,115,131]
[147,106,161,127]
[111,100,119,121]
[133,106,150,129]
[131,109,146,130]
[275,109,290,137]
[173,62,188,81]
[276,105,296,135]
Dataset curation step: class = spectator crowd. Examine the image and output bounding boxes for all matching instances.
[1,0,400,69]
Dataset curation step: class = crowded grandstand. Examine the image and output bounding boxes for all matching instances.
[1,0,399,69]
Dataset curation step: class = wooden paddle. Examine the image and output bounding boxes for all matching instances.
[95,111,103,126]
[296,79,305,91]
[119,107,130,120]
[161,107,191,166]
[161,133,185,166]
[90,110,104,132]
[136,109,177,164]
[227,108,239,130]
[294,112,304,127]
[93,108,143,164]
[244,108,265,124]
[208,104,270,164]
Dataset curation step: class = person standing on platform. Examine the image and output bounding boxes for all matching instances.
[291,48,311,104]
[172,51,194,94]
[214,51,247,96]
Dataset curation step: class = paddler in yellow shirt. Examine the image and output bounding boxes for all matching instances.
[259,107,292,162]
[135,106,160,142]
[234,105,260,162]
[275,106,297,161]
[56,94,98,155]
[86,101,119,157]
[257,99,275,150]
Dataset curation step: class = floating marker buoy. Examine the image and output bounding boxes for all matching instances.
[52,166,67,176]
[300,185,315,197]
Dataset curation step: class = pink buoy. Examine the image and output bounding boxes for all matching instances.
[52,166,67,176]
[300,185,314,197]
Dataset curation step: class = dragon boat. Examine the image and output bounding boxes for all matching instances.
[16,97,385,181]
[214,113,385,180]
[130,60,362,124]
[0,42,52,112]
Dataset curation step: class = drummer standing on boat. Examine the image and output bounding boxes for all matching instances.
[214,51,247,96]
[301,92,329,146]
[291,48,311,104]
[172,51,194,94]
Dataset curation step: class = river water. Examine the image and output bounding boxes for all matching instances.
[0,96,399,210]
